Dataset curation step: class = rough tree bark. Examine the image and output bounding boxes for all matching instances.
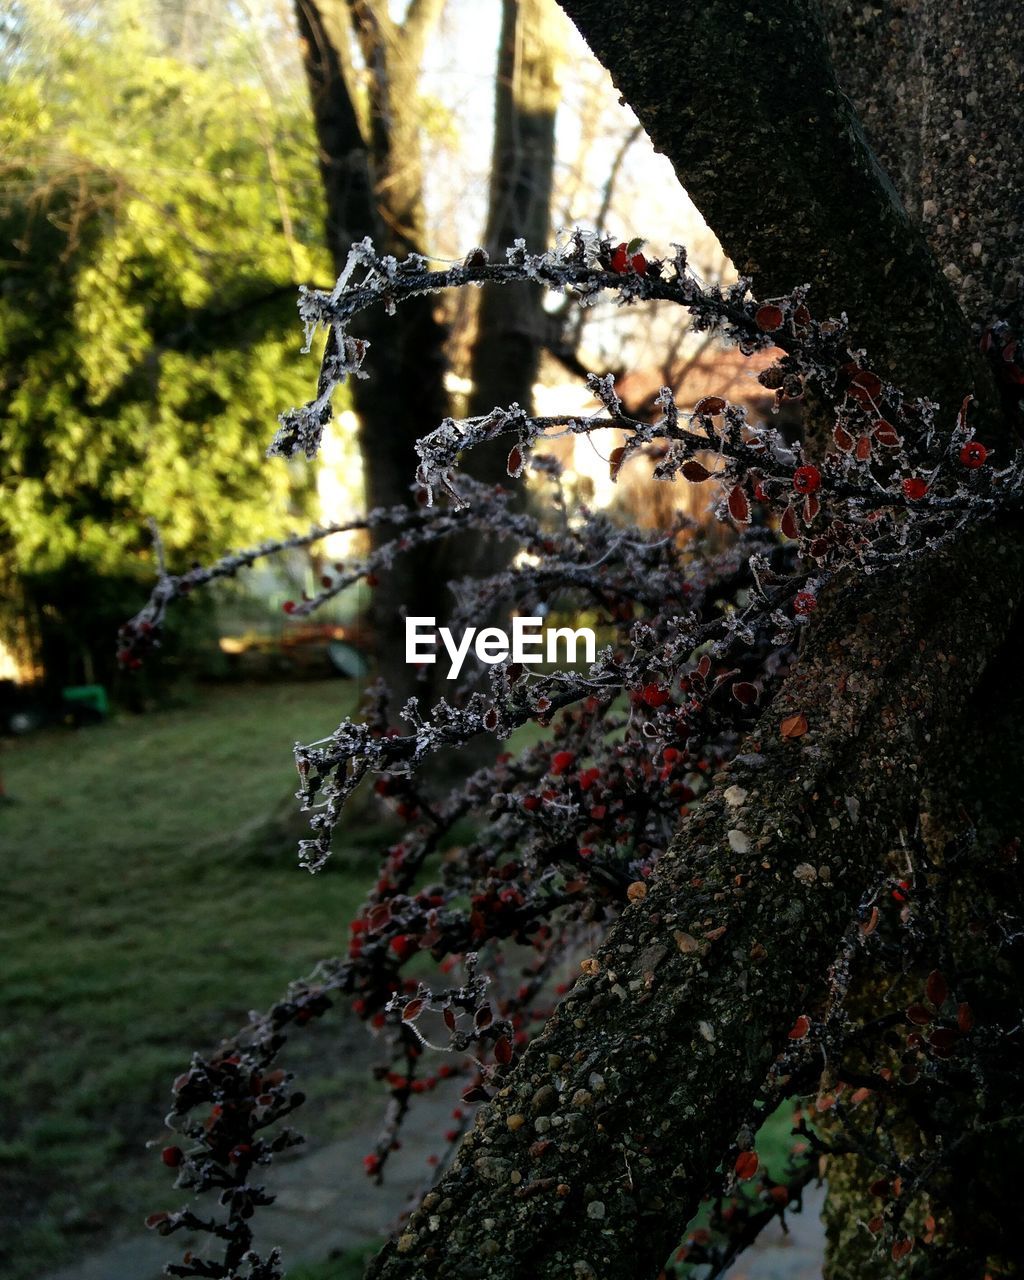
[803,10,1024,1270]
[362,2,1022,1277]
[367,533,1023,1280]
[551,0,995,426]
[820,0,1024,341]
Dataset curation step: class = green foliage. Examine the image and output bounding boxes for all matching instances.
[0,0,331,677]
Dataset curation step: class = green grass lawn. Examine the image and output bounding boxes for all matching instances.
[0,680,379,1280]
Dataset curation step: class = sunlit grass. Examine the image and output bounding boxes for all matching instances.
[0,680,378,1280]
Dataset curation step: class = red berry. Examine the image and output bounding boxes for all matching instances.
[792,465,821,495]
[902,476,929,500]
[282,600,296,614]
[630,252,648,275]
[161,1146,184,1168]
[550,750,576,776]
[363,1154,381,1175]
[610,243,629,273]
[793,591,817,615]
[959,440,988,468]
[390,935,416,961]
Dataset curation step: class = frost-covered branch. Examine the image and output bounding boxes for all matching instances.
[140,232,1024,1280]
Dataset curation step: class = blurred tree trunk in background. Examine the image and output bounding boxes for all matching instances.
[296,0,565,703]
[294,0,449,706]
[453,0,564,595]
[467,0,563,432]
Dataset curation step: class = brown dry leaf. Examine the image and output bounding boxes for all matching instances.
[780,713,809,739]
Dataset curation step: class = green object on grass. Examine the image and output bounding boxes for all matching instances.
[61,684,110,717]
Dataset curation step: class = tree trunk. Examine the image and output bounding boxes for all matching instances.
[820,0,1024,342]
[556,0,996,425]
[367,530,1024,1280]
[819,600,1024,1280]
[467,0,563,430]
[362,2,1023,1275]
[447,0,564,605]
[789,6,1024,1269]
[295,0,450,705]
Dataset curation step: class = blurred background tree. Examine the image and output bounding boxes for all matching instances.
[0,0,327,692]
